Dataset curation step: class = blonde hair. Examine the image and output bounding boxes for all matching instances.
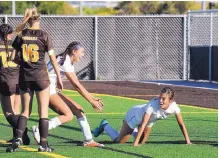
[24,7,41,26]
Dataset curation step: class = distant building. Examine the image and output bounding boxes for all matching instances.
[69,1,119,8]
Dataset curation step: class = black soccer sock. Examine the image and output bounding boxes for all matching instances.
[16,116,28,138]
[39,118,49,146]
[13,127,16,137]
[6,114,19,129]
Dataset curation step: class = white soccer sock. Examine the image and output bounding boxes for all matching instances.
[132,128,138,138]
[104,124,119,141]
[77,116,93,142]
[48,117,62,130]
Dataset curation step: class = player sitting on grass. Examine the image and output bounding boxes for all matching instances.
[93,87,192,146]
[32,41,104,147]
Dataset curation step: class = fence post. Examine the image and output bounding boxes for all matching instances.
[4,15,8,24]
[94,16,98,80]
[183,14,187,80]
[187,11,191,80]
[209,12,213,82]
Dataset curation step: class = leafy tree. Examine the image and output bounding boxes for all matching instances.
[83,7,119,15]
[115,1,203,14]
[62,2,78,15]
[0,1,11,14]
[0,1,77,15]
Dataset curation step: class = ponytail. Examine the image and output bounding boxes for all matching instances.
[58,41,82,66]
[0,24,13,61]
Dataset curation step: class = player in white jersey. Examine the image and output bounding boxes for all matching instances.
[32,41,104,147]
[93,87,192,146]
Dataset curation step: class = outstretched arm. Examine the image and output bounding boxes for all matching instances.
[175,113,191,144]
[140,126,152,144]
[133,113,151,146]
[14,8,33,34]
[65,72,103,112]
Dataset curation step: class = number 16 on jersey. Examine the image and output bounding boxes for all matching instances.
[22,44,39,62]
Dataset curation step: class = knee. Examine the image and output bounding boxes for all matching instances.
[65,112,73,122]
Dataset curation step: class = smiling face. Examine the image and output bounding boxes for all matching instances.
[159,93,173,110]
[159,87,174,110]
[70,47,85,63]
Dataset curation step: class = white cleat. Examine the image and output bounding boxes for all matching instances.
[32,126,40,144]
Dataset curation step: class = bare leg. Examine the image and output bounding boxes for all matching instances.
[35,86,50,143]
[13,94,21,115]
[49,94,73,124]
[115,121,133,143]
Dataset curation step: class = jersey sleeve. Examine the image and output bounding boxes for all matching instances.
[145,105,153,115]
[12,35,22,51]
[173,103,181,114]
[145,99,157,114]
[60,56,75,72]
[13,51,21,65]
[45,33,54,53]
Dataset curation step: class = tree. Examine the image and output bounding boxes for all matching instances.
[0,1,78,15]
[62,2,78,15]
[115,1,203,14]
[0,1,11,14]
[83,7,119,15]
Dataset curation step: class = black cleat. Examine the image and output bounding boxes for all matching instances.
[38,145,54,152]
[22,128,30,145]
[6,138,22,153]
[38,142,54,152]
[6,137,15,143]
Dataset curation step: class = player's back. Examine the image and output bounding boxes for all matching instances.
[0,40,19,83]
[13,28,51,81]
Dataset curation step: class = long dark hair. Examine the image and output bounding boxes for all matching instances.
[57,41,83,66]
[0,24,13,61]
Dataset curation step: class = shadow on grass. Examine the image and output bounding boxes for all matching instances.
[63,140,152,158]
[100,146,152,158]
[147,140,218,146]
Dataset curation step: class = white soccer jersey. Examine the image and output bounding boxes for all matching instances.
[47,54,75,78]
[47,54,75,95]
[125,98,180,129]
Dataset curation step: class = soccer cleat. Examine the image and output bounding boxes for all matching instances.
[83,140,104,147]
[6,138,22,153]
[38,143,54,152]
[32,126,40,144]
[93,119,108,137]
[22,128,30,145]
[6,138,15,143]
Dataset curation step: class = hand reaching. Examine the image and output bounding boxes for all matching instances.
[56,76,63,91]
[91,98,104,112]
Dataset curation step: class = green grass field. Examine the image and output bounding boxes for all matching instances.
[0,90,218,158]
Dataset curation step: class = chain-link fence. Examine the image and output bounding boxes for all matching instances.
[6,16,95,80]
[187,10,218,81]
[1,15,187,80]
[97,16,185,80]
